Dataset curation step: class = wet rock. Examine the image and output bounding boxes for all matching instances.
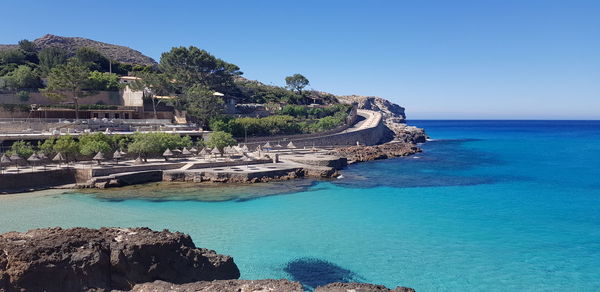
[0,227,239,292]
[315,282,415,292]
[126,279,304,292]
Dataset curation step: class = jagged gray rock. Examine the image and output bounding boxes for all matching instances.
[336,95,406,123]
[0,227,239,292]
[315,282,416,292]
[0,34,156,65]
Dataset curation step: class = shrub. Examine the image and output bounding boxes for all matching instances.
[53,135,80,161]
[206,131,236,151]
[8,140,34,159]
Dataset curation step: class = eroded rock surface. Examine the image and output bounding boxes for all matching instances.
[315,282,416,292]
[331,142,422,164]
[127,279,304,292]
[0,227,239,292]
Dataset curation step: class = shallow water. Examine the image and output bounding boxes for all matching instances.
[1,120,600,291]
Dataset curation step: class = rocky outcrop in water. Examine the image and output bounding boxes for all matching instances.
[0,227,239,292]
[126,279,304,292]
[315,282,416,292]
[331,142,422,164]
[0,34,156,65]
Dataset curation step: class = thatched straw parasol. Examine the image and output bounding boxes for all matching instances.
[287,141,297,149]
[182,147,192,156]
[27,153,40,171]
[10,153,23,172]
[0,153,11,174]
[199,148,208,157]
[211,147,221,156]
[163,148,174,161]
[113,150,122,165]
[241,144,249,152]
[52,152,66,167]
[133,156,144,165]
[190,147,198,154]
[93,152,104,165]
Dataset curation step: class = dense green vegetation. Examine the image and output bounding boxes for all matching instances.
[0,39,347,132]
[5,132,195,161]
[210,104,352,137]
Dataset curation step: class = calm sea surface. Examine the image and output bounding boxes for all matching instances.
[1,120,600,291]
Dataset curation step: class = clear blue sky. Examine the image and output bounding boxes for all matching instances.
[2,0,599,119]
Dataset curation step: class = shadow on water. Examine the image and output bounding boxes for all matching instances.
[284,258,362,290]
[74,179,320,203]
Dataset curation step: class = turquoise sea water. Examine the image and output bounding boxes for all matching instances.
[1,120,600,291]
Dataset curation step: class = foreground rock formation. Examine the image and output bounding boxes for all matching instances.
[0,227,415,292]
[126,279,304,292]
[128,280,415,292]
[315,282,416,292]
[0,227,239,292]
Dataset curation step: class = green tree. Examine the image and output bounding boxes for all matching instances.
[285,74,309,93]
[159,46,242,92]
[75,47,110,72]
[78,133,112,156]
[178,84,224,127]
[42,60,94,120]
[285,74,310,104]
[8,140,34,159]
[206,131,236,152]
[129,71,175,119]
[38,47,68,76]
[127,132,191,160]
[0,49,26,65]
[53,135,79,161]
[2,65,42,89]
[37,138,56,156]
[18,39,38,64]
[87,71,121,91]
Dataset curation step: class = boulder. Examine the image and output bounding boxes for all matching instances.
[0,227,239,292]
[315,282,415,292]
[126,279,304,292]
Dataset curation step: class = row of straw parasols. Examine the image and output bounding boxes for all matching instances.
[0,152,68,173]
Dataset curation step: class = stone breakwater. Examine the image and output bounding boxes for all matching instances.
[0,227,415,292]
[331,125,427,164]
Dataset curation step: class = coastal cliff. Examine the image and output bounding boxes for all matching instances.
[0,227,415,292]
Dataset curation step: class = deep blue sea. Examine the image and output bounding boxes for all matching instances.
[1,120,600,291]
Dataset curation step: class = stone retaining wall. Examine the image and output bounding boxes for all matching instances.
[0,168,76,192]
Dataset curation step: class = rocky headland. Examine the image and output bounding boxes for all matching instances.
[0,227,415,292]
[0,34,156,65]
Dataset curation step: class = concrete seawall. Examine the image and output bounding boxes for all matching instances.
[0,169,77,192]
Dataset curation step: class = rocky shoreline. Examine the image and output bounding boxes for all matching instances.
[0,227,414,292]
